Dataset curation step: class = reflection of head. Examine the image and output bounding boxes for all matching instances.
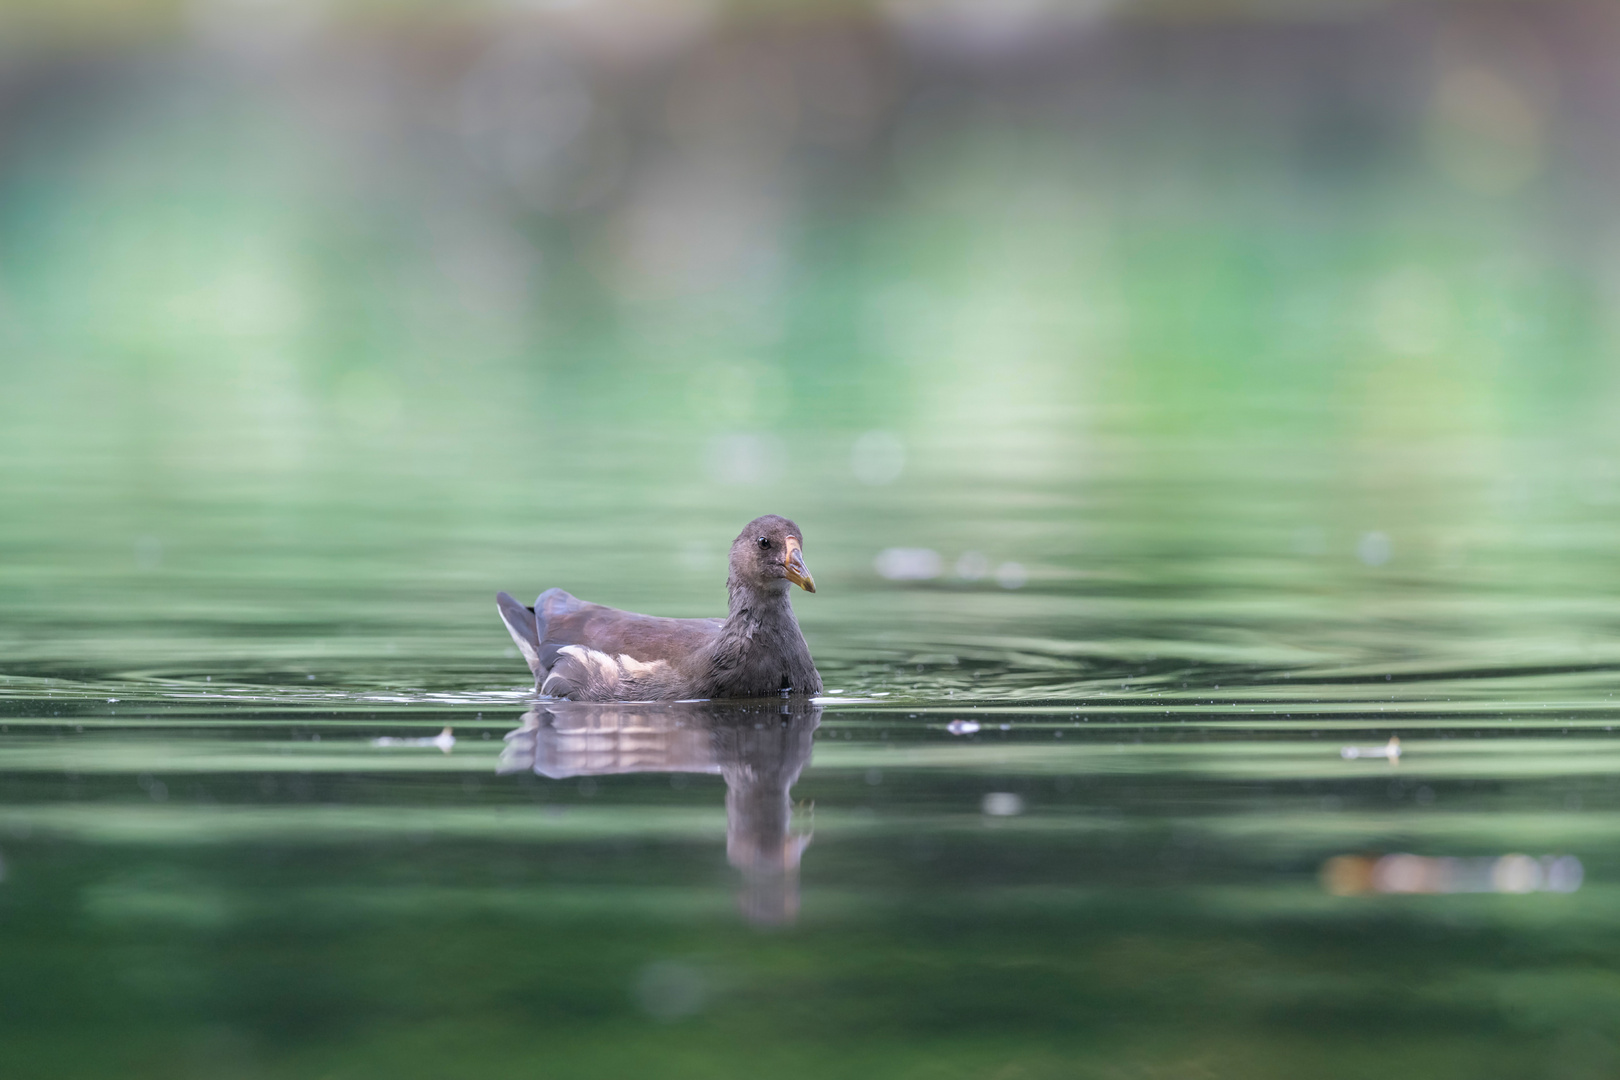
[498,699,821,925]
[710,709,818,925]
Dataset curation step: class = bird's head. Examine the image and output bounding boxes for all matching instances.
[728,515,816,596]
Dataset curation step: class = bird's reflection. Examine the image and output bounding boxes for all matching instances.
[498,699,821,925]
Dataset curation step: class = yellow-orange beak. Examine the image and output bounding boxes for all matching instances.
[783,536,816,593]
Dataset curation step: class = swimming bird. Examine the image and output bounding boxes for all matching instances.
[496,515,821,701]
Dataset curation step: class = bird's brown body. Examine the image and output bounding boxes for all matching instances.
[497,515,822,701]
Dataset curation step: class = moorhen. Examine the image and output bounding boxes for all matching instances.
[497,515,822,701]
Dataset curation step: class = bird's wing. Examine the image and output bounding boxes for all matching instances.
[501,587,724,697]
[538,600,722,670]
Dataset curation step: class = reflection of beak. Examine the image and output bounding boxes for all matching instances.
[783,536,816,593]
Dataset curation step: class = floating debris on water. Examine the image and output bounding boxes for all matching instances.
[1322,853,1583,895]
[946,720,980,735]
[373,727,455,754]
[982,792,1024,816]
[1341,736,1400,761]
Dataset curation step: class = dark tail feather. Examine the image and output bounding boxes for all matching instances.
[496,591,543,681]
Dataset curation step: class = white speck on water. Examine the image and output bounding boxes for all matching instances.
[1357,531,1392,567]
[946,720,980,735]
[1546,856,1584,892]
[875,547,941,581]
[1341,736,1401,761]
[1493,854,1541,894]
[372,727,456,754]
[982,792,1024,817]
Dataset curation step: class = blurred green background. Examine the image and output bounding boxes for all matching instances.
[6,0,1620,682]
[6,2,1620,1078]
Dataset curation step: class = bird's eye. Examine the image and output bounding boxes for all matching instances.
[756,536,771,549]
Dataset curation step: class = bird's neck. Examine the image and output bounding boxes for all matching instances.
[711,579,819,696]
[722,580,797,641]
